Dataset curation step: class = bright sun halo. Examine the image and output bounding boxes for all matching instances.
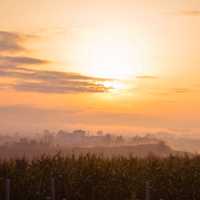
[71,30,144,81]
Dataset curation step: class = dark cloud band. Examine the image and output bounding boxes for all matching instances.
[0,65,111,94]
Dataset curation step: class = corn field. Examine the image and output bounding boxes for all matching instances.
[0,154,200,200]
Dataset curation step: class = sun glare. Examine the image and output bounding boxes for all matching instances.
[87,38,136,79]
[71,30,146,81]
[102,80,127,91]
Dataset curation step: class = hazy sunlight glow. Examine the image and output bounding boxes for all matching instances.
[71,30,145,80]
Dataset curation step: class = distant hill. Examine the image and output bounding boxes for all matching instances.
[0,138,190,158]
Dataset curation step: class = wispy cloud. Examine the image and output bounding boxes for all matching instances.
[178,10,200,16]
[0,66,111,94]
[147,87,192,97]
[0,30,112,94]
[172,88,191,94]
[0,31,32,53]
[136,75,158,79]
[14,78,109,94]
[0,56,49,68]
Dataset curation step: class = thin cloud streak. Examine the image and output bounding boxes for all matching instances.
[0,67,112,94]
[172,88,191,94]
[136,75,158,79]
[0,56,49,67]
[179,10,200,16]
[12,80,109,94]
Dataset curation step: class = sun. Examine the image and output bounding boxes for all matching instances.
[70,30,145,80]
[86,37,136,79]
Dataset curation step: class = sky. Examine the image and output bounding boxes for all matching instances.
[0,0,200,134]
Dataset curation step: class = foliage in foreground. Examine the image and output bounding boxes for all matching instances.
[0,154,199,200]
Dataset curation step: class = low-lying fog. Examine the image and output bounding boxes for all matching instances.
[0,129,199,158]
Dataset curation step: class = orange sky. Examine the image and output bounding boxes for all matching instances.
[0,0,200,134]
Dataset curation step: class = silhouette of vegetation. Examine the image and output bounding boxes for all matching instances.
[0,154,199,200]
